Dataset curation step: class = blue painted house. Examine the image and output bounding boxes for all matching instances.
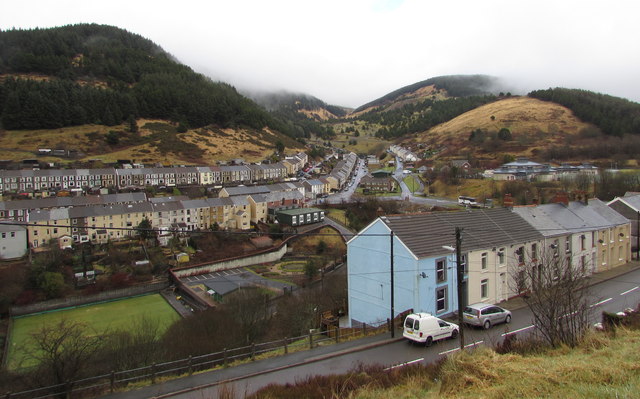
[346,208,542,327]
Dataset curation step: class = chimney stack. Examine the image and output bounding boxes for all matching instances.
[552,191,569,206]
[503,193,514,208]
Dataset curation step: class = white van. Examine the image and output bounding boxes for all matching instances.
[402,313,459,346]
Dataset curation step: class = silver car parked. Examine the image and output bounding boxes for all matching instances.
[463,303,512,329]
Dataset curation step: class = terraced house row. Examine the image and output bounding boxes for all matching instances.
[0,180,316,251]
[347,197,631,327]
[0,152,310,193]
[26,193,294,248]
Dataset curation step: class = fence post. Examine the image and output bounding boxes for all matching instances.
[363,323,367,336]
[151,363,156,384]
[223,348,228,368]
[65,380,72,399]
[335,326,339,343]
[188,355,193,375]
[251,343,256,360]
[283,337,288,354]
[110,371,115,393]
[309,330,313,349]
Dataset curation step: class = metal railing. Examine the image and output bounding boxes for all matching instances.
[3,321,391,399]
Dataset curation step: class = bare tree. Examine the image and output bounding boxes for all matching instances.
[513,246,591,347]
[222,288,272,345]
[100,316,165,371]
[23,319,103,395]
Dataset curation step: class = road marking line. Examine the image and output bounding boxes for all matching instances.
[502,325,536,336]
[384,358,424,371]
[621,286,639,296]
[438,341,484,355]
[560,311,578,319]
[590,298,613,308]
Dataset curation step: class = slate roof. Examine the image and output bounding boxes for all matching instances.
[223,186,270,196]
[0,192,146,211]
[204,278,240,296]
[513,200,630,237]
[608,194,640,212]
[379,208,544,259]
[276,207,323,216]
[511,206,565,238]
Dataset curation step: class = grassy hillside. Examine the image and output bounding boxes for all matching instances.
[408,96,591,160]
[251,327,640,398]
[0,24,309,152]
[352,75,504,114]
[0,119,303,165]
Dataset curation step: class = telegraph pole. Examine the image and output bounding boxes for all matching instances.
[455,227,465,350]
[390,230,395,338]
[636,211,639,260]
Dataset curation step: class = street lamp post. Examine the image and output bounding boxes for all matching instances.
[443,227,465,350]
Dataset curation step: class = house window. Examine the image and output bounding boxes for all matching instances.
[481,252,488,270]
[498,248,505,264]
[592,231,596,247]
[517,246,525,264]
[553,239,560,257]
[460,254,467,274]
[481,279,489,299]
[436,258,446,283]
[565,238,571,253]
[436,287,447,313]
[531,243,538,260]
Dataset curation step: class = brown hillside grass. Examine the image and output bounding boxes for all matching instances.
[299,108,340,121]
[430,97,588,136]
[349,84,449,117]
[411,97,592,160]
[0,119,303,165]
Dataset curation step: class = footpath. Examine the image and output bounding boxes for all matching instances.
[99,260,640,399]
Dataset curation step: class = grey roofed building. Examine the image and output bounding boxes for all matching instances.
[148,196,190,203]
[0,221,27,259]
[229,196,250,207]
[204,278,239,298]
[68,202,153,219]
[222,185,270,197]
[513,199,630,237]
[378,208,544,259]
[0,192,147,213]
[180,199,211,209]
[511,206,565,238]
[28,207,70,222]
[204,197,235,207]
[261,190,304,204]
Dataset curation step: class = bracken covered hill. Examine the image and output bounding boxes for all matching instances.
[404,96,592,161]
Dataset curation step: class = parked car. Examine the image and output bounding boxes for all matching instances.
[463,303,512,329]
[402,313,459,346]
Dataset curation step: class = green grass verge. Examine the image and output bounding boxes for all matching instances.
[7,294,179,370]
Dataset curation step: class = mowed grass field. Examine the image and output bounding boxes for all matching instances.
[7,294,179,370]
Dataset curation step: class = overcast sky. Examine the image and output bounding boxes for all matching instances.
[2,0,639,108]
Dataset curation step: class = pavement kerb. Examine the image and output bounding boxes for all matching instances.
[149,335,405,399]
[125,262,640,398]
